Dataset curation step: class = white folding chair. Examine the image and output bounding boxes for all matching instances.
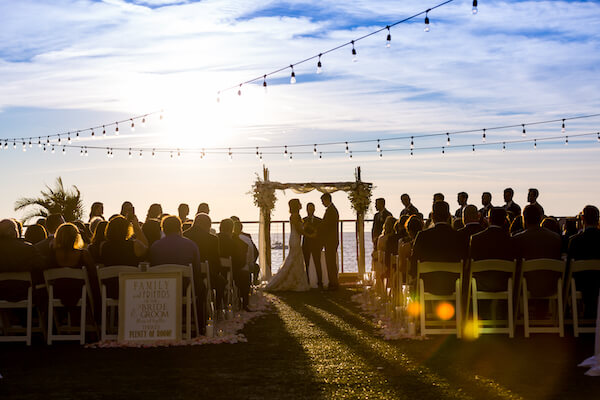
[0,272,33,345]
[200,261,216,320]
[569,259,600,337]
[220,257,238,310]
[96,265,140,341]
[521,259,565,337]
[44,267,94,345]
[148,264,199,339]
[469,259,516,338]
[417,261,463,338]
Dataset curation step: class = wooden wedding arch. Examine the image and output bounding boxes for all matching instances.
[251,166,373,280]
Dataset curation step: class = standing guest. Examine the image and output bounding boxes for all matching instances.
[513,204,561,298]
[568,205,600,319]
[146,203,163,221]
[479,192,493,220]
[232,219,251,311]
[197,203,210,215]
[372,198,393,244]
[184,213,226,308]
[454,192,468,219]
[302,203,323,287]
[503,188,521,220]
[35,213,65,268]
[120,201,134,216]
[411,201,467,295]
[459,205,483,239]
[88,220,108,263]
[399,193,419,217]
[433,193,445,202]
[88,202,104,222]
[24,224,47,245]
[527,188,545,217]
[142,218,162,249]
[100,214,148,266]
[178,203,192,223]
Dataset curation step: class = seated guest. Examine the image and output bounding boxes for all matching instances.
[100,214,147,266]
[376,216,396,277]
[385,217,409,273]
[232,219,252,311]
[527,188,545,217]
[231,216,259,280]
[399,193,419,217]
[24,224,47,245]
[184,213,226,308]
[470,207,516,292]
[454,192,468,219]
[513,204,561,297]
[562,218,579,254]
[453,219,464,231]
[503,188,521,219]
[568,205,600,318]
[541,217,561,236]
[88,202,105,223]
[411,201,467,295]
[73,220,92,245]
[178,203,191,224]
[120,201,134,216]
[398,215,424,283]
[479,192,493,220]
[372,198,393,245]
[146,203,163,222]
[218,218,248,303]
[425,193,446,228]
[89,217,103,242]
[0,219,43,301]
[35,213,65,268]
[510,215,524,236]
[88,220,108,263]
[142,218,162,249]
[459,205,483,239]
[12,219,23,238]
[197,202,210,215]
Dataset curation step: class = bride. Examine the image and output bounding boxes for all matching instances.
[265,198,310,292]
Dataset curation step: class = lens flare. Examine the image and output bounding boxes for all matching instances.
[436,302,455,321]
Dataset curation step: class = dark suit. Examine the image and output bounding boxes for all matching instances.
[503,201,521,218]
[217,233,249,308]
[411,223,467,295]
[513,226,562,297]
[479,204,493,219]
[372,209,392,242]
[454,205,466,219]
[568,227,600,318]
[458,223,484,241]
[321,204,340,289]
[400,204,419,217]
[0,238,42,302]
[469,226,516,292]
[302,215,323,285]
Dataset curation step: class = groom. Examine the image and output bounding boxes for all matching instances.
[320,193,339,290]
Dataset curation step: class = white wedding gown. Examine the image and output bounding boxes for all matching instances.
[265,221,310,292]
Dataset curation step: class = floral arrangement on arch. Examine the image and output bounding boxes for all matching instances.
[250,177,277,215]
[348,182,372,214]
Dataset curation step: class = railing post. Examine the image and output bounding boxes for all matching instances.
[282,221,286,260]
[340,221,344,273]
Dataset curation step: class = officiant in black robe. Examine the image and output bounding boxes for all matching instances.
[302,202,323,288]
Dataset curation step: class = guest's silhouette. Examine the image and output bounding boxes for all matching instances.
[458,205,483,239]
[455,192,468,219]
[527,188,545,217]
[372,198,393,244]
[100,215,148,266]
[88,220,108,262]
[320,193,340,290]
[232,219,251,311]
[178,203,191,223]
[479,192,493,219]
[502,188,521,219]
[146,203,163,222]
[34,213,65,268]
[302,202,323,288]
[24,224,47,245]
[120,201,134,216]
[89,202,104,222]
[197,203,210,215]
[399,193,419,217]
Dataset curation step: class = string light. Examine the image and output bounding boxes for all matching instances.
[386,26,391,48]
[565,136,569,145]
[351,40,358,62]
[502,142,506,152]
[128,148,132,158]
[238,85,242,97]
[597,132,600,142]
[13,141,16,149]
[28,139,32,148]
[58,135,61,143]
[67,134,71,143]
[259,152,263,161]
[534,139,537,149]
[410,149,413,156]
[345,142,349,153]
[228,148,233,161]
[43,145,46,152]
[46,137,50,144]
[482,129,486,142]
[284,145,288,158]
[170,151,174,159]
[319,152,322,160]
[130,119,135,132]
[103,126,106,137]
[256,147,260,158]
[141,117,146,127]
[152,149,156,157]
[317,54,322,74]
[472,144,475,152]
[37,137,41,147]
[85,147,88,156]
[562,119,566,134]
[349,151,353,159]
[410,136,414,149]
[76,131,80,140]
[446,132,450,146]
[424,10,430,32]
[376,139,381,152]
[522,124,526,137]
[51,145,55,154]
[22,142,26,152]
[91,130,95,139]
[442,146,445,155]
[177,149,181,157]
[80,148,84,156]
[160,110,164,120]
[472,0,478,14]
[62,146,66,155]
[263,75,267,92]
[313,144,317,156]
[289,152,293,162]
[216,91,221,103]
[115,122,119,135]
[290,65,296,84]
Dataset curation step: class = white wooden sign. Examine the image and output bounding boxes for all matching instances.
[118,272,182,343]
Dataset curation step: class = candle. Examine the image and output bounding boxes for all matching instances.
[205,319,214,337]
[227,304,233,320]
[217,329,224,337]
[408,321,416,336]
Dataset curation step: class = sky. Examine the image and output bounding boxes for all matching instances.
[1,0,600,225]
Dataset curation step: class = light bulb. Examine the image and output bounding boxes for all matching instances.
[128,148,132,158]
[472,144,475,152]
[424,12,430,32]
[85,148,88,157]
[152,149,156,157]
[115,123,119,135]
[565,136,569,145]
[38,138,41,147]
[289,153,293,162]
[62,147,66,155]
[68,135,71,143]
[91,130,95,139]
[386,26,391,48]
[228,148,233,161]
[102,126,106,137]
[522,124,526,137]
[290,65,296,84]
[319,152,322,160]
[76,131,80,140]
[284,145,288,158]
[561,119,566,134]
[472,0,478,14]
[597,132,600,142]
[80,148,84,156]
[313,144,317,156]
[256,147,260,158]
[482,129,486,142]
[317,54,322,74]
[379,150,383,158]
[442,147,445,155]
[351,41,357,62]
[238,85,242,96]
[141,117,146,127]
[410,137,414,149]
[130,119,135,132]
[345,142,349,153]
[349,151,352,159]
[22,143,26,152]
[502,142,506,152]
[376,140,381,152]
[216,92,220,103]
[446,133,450,146]
[263,75,267,93]
[51,145,55,154]
[28,140,32,148]
[534,139,537,149]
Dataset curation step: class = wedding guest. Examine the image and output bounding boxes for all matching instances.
[385,218,408,274]
[502,188,521,219]
[218,218,248,303]
[24,224,47,245]
[232,219,251,311]
[35,213,65,268]
[73,220,92,245]
[453,219,464,231]
[197,203,210,215]
[142,218,162,248]
[372,198,393,244]
[146,203,163,221]
[89,202,104,222]
[89,217,103,241]
[149,216,201,269]
[100,214,148,266]
[120,201,134,216]
[88,220,108,263]
[231,216,259,283]
[510,215,524,236]
[411,201,467,295]
[433,193,445,202]
[479,192,493,219]
[398,215,424,283]
[527,188,545,216]
[541,217,561,236]
[399,194,419,217]
[425,193,447,229]
[184,213,226,308]
[178,203,191,223]
[12,219,23,238]
[562,218,579,254]
[454,192,468,219]
[459,205,483,239]
[376,216,396,277]
[568,205,600,318]
[513,204,561,297]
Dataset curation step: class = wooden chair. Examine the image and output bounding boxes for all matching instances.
[220,257,238,310]
[148,264,199,339]
[520,259,565,337]
[96,265,140,341]
[44,267,94,344]
[417,261,463,338]
[568,259,600,336]
[0,272,33,345]
[200,261,216,321]
[469,259,516,338]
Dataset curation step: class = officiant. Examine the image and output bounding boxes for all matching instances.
[302,202,323,289]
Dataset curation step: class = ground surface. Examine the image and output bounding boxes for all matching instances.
[1,288,598,399]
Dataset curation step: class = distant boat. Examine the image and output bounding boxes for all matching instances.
[271,241,288,250]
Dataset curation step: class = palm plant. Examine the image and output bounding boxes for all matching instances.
[14,177,84,223]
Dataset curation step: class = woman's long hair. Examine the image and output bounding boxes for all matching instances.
[53,223,84,252]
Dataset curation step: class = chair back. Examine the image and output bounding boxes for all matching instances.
[570,259,600,273]
[44,267,87,282]
[0,272,32,283]
[220,257,232,268]
[470,259,516,274]
[0,272,32,301]
[148,264,193,279]
[97,265,141,281]
[417,261,463,274]
[521,259,565,273]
